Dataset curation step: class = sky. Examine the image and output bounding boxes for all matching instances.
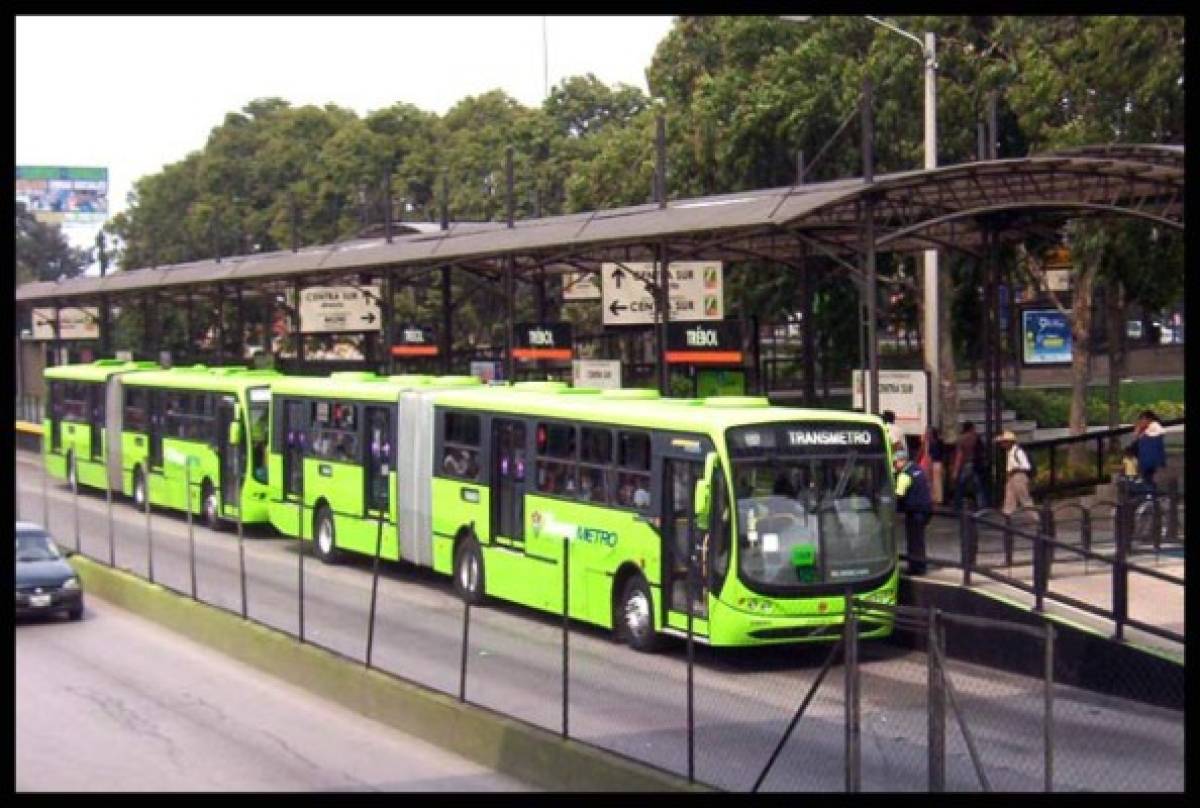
[16,15,676,271]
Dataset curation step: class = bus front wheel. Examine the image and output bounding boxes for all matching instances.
[454,537,485,605]
[202,482,221,531]
[619,576,663,653]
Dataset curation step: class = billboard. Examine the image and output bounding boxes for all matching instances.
[16,166,109,225]
[852,369,930,435]
[1022,309,1072,365]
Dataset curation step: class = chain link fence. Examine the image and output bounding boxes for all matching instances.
[17,440,1184,792]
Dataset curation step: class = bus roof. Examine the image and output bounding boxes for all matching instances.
[123,365,282,394]
[270,373,482,403]
[45,360,160,383]
[430,386,886,436]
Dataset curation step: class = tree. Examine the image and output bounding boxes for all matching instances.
[16,201,92,285]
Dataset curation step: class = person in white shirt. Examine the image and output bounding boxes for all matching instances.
[998,430,1034,515]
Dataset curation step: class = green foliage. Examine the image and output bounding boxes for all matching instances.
[15,201,92,285]
[1005,381,1185,428]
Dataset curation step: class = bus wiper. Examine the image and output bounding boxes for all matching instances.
[831,450,858,500]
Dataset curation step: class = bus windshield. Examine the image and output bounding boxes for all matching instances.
[727,424,895,593]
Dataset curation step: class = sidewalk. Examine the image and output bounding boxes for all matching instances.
[913,512,1185,661]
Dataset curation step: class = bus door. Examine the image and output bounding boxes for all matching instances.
[364,406,391,517]
[89,382,104,461]
[282,399,306,500]
[147,390,164,470]
[663,457,709,620]
[216,394,241,515]
[48,382,63,453]
[490,418,527,543]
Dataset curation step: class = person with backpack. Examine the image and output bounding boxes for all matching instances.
[894,449,933,575]
[997,430,1034,515]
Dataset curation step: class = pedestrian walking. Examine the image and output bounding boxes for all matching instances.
[917,425,945,505]
[997,430,1034,515]
[952,421,988,511]
[882,410,905,453]
[893,449,932,575]
[1132,409,1167,493]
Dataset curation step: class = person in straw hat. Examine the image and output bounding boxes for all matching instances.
[997,430,1034,515]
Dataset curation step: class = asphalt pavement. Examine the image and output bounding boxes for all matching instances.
[16,598,533,792]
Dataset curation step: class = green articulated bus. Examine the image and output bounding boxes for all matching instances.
[265,373,484,562]
[273,377,899,651]
[118,365,281,527]
[44,359,161,493]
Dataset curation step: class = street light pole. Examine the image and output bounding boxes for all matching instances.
[783,16,941,426]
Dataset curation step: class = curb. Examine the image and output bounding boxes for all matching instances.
[70,555,709,793]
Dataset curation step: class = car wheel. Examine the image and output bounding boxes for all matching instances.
[313,505,341,564]
[202,481,221,530]
[67,606,83,621]
[133,467,148,509]
[453,536,485,605]
[619,575,662,653]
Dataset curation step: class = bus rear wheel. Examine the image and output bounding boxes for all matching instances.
[202,481,221,531]
[313,505,341,564]
[618,575,663,653]
[454,537,485,605]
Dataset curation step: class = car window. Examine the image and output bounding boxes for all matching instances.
[15,532,61,562]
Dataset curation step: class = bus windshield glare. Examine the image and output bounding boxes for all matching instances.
[727,423,895,592]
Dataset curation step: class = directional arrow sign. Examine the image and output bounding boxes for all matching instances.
[299,285,382,333]
[601,261,723,326]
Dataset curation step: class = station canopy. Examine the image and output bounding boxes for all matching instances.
[16,145,1182,304]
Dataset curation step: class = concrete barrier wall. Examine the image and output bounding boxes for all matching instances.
[70,555,705,793]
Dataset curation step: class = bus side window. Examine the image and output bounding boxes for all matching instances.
[442,411,481,481]
[616,431,652,510]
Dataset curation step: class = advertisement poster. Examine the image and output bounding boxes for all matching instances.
[851,369,929,436]
[1022,309,1072,365]
[16,166,109,225]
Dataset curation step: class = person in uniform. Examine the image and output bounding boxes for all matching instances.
[894,449,933,575]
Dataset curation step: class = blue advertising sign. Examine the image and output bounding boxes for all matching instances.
[1022,309,1072,365]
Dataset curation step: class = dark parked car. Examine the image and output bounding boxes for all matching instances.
[16,522,83,620]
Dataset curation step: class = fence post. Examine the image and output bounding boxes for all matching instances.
[459,598,471,703]
[41,434,50,530]
[72,455,80,554]
[1003,512,1014,571]
[1112,479,1129,641]
[145,474,154,583]
[959,509,975,587]
[365,507,384,667]
[561,535,570,740]
[298,465,305,642]
[106,482,115,567]
[1151,494,1163,560]
[686,543,696,784]
[1044,622,1055,793]
[1049,445,1057,491]
[235,448,247,619]
[186,460,197,599]
[1165,478,1179,542]
[843,589,860,793]
[927,605,945,792]
[1081,507,1092,574]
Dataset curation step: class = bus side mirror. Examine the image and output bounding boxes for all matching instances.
[229,421,243,446]
[694,451,720,530]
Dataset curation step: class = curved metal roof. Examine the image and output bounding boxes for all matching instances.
[16,144,1183,304]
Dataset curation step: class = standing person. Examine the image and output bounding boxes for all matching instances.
[997,431,1034,515]
[1133,409,1167,493]
[917,425,945,506]
[893,449,933,575]
[952,421,987,511]
[882,410,905,453]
